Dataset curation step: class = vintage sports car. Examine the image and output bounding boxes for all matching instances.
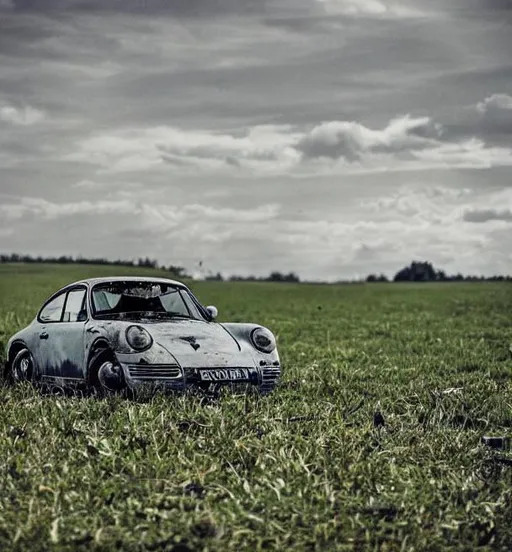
[4,277,281,395]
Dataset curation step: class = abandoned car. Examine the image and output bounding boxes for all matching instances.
[4,277,281,395]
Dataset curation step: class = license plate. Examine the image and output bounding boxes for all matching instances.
[198,368,250,382]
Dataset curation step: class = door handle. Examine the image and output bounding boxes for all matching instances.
[39,332,49,340]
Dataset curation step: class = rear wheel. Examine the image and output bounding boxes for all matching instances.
[8,348,35,384]
[87,347,127,397]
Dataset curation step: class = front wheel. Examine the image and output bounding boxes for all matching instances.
[7,348,35,384]
[87,348,127,397]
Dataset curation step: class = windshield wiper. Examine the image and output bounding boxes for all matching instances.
[94,311,158,320]
[94,311,194,320]
[94,312,123,319]
[144,312,193,320]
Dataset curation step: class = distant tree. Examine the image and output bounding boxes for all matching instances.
[205,272,224,281]
[1,253,511,283]
[167,265,188,278]
[367,274,388,283]
[266,271,300,283]
[436,270,447,281]
[394,261,438,282]
[0,252,166,271]
[138,257,157,269]
[229,274,258,282]
[284,272,300,283]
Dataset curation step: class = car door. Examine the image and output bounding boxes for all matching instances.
[52,286,88,381]
[36,286,88,382]
[34,290,67,380]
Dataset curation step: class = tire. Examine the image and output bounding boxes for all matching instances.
[8,348,35,384]
[87,347,127,397]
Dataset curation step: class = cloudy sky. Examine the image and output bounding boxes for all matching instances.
[0,0,511,280]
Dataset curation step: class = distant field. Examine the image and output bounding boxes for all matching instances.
[1,263,511,551]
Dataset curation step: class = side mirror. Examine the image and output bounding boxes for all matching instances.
[206,306,218,320]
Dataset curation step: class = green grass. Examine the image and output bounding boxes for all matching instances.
[1,263,512,551]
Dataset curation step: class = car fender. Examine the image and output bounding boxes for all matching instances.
[4,328,32,374]
[84,321,180,371]
[221,322,280,363]
[83,320,121,378]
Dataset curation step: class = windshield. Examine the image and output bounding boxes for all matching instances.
[91,281,205,321]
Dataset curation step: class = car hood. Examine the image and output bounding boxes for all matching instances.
[139,319,255,368]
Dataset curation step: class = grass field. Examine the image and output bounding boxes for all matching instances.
[1,263,511,551]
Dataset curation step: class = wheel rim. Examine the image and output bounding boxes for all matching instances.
[14,354,31,382]
[97,360,125,392]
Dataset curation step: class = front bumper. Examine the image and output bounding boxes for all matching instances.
[119,362,281,394]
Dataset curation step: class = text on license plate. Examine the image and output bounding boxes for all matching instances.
[199,368,250,382]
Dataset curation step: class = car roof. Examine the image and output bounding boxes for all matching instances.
[65,276,187,289]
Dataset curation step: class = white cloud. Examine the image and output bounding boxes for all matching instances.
[363,186,470,220]
[1,3,510,280]
[0,196,280,227]
[182,203,280,223]
[474,93,512,135]
[296,115,441,161]
[0,197,137,221]
[0,104,45,126]
[316,0,426,18]
[71,179,144,192]
[463,208,512,224]
[412,138,512,169]
[68,125,302,174]
[2,186,511,280]
[364,185,512,224]
[72,180,101,189]
[461,188,512,224]
[66,111,512,177]
[477,93,512,115]
[0,228,14,238]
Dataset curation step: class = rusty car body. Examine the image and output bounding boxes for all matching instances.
[4,277,281,395]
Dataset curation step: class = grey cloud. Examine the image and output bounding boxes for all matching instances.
[418,0,512,18]
[3,0,508,133]
[463,208,512,224]
[7,0,512,19]
[476,94,512,134]
[441,93,512,146]
[1,0,512,279]
[296,116,440,161]
[473,0,512,17]
[9,0,272,16]
[0,103,45,125]
[2,178,512,280]
[0,197,138,221]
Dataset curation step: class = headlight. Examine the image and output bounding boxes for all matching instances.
[251,327,276,354]
[126,325,153,351]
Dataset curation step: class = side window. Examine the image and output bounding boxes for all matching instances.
[63,289,87,322]
[39,293,66,323]
[180,291,203,319]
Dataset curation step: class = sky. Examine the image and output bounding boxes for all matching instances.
[0,0,511,281]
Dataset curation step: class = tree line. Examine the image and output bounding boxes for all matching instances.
[0,254,510,283]
[206,271,301,283]
[0,253,301,283]
[0,253,187,278]
[367,261,512,283]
